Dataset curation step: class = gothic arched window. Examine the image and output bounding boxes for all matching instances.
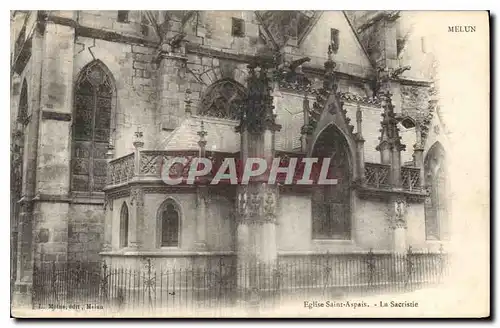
[424,142,447,240]
[72,61,114,192]
[12,80,28,197]
[158,199,180,247]
[311,125,351,240]
[199,79,246,120]
[120,203,129,248]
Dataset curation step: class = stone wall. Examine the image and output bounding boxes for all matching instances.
[73,36,157,157]
[11,11,440,280]
[33,202,69,264]
[300,11,373,77]
[68,204,104,264]
[276,193,394,253]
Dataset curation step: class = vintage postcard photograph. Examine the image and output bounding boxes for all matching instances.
[9,9,490,318]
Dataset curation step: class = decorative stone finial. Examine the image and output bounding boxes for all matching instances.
[184,89,192,115]
[106,135,114,160]
[323,46,337,92]
[197,120,207,157]
[133,126,144,149]
[236,63,281,134]
[355,104,364,141]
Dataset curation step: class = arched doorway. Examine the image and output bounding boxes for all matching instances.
[424,142,448,240]
[311,124,352,240]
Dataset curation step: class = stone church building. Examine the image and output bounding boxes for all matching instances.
[10,10,449,301]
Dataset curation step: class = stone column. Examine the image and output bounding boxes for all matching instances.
[355,104,365,182]
[129,187,145,250]
[194,186,208,250]
[300,94,311,153]
[391,144,403,189]
[14,16,77,308]
[377,91,405,187]
[155,38,188,134]
[102,197,113,252]
[388,196,408,281]
[194,120,208,249]
[102,143,114,252]
[413,122,425,189]
[129,133,144,249]
[33,17,76,262]
[15,202,34,295]
[389,196,408,254]
[234,64,282,305]
[13,22,46,307]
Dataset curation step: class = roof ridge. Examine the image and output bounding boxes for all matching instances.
[161,117,192,149]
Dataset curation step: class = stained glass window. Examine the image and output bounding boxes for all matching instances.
[424,142,447,240]
[159,200,180,247]
[120,203,129,248]
[231,18,245,37]
[72,61,113,192]
[311,125,351,240]
[117,11,129,23]
[199,80,246,120]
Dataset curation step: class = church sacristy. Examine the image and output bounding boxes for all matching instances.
[10,11,450,304]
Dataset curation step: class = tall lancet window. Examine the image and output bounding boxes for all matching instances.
[424,142,448,240]
[199,79,246,120]
[13,80,28,197]
[72,61,114,192]
[119,203,129,248]
[311,125,351,240]
[158,199,181,247]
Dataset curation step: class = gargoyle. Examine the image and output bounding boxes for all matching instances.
[288,56,311,72]
[390,65,411,79]
[168,32,187,49]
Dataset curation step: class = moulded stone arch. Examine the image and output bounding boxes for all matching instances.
[310,123,353,240]
[71,60,117,192]
[17,79,29,123]
[424,141,448,240]
[119,202,129,248]
[198,78,247,120]
[424,141,446,179]
[156,197,183,248]
[311,122,355,176]
[307,95,358,179]
[196,64,249,88]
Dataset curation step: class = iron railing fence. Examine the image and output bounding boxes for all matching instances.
[32,249,449,314]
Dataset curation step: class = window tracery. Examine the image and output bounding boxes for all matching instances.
[199,80,246,120]
[72,61,114,192]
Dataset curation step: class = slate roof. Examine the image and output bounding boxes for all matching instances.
[161,115,241,153]
[160,115,301,153]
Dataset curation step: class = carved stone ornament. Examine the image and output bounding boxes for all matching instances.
[198,186,210,207]
[237,190,248,216]
[387,197,408,229]
[434,125,440,135]
[130,188,145,207]
[394,197,408,219]
[248,193,262,217]
[263,190,277,218]
[103,194,113,211]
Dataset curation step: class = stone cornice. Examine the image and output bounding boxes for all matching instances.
[398,78,433,88]
[186,43,275,65]
[100,250,236,257]
[41,110,72,122]
[44,14,158,48]
[354,185,427,203]
[302,64,372,84]
[26,192,105,205]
